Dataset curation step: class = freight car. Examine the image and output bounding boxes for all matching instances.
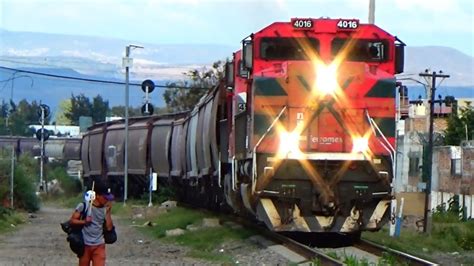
[0,136,81,161]
[81,17,405,234]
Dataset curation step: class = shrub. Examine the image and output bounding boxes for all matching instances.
[14,162,40,212]
[48,166,82,196]
[0,151,40,212]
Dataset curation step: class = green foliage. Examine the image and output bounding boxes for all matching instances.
[109,105,141,117]
[0,100,8,118]
[13,160,40,212]
[378,252,398,266]
[343,254,370,266]
[54,99,72,125]
[91,95,109,123]
[168,226,253,262]
[0,208,24,233]
[363,218,474,265]
[155,186,176,204]
[0,99,48,136]
[48,166,82,196]
[163,61,224,112]
[147,207,207,238]
[0,151,40,212]
[65,93,109,125]
[66,93,91,125]
[444,105,474,145]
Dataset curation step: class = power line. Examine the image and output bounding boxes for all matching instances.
[0,66,213,90]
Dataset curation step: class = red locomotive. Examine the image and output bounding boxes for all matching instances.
[224,18,404,232]
[81,18,405,234]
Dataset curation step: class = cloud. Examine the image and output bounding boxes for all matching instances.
[393,0,459,12]
[6,48,50,56]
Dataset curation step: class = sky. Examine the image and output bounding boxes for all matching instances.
[0,0,473,57]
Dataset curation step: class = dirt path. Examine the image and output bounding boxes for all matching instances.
[0,204,204,265]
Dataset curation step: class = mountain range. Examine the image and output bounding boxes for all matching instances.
[0,29,472,113]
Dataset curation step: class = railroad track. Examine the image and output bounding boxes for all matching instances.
[354,239,439,266]
[181,206,437,265]
[260,229,344,266]
[231,216,343,265]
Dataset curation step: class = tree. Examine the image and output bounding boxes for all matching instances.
[2,99,48,136]
[163,60,224,112]
[54,99,72,125]
[444,104,474,145]
[91,95,109,123]
[110,106,141,117]
[65,94,110,125]
[0,100,8,118]
[66,94,92,126]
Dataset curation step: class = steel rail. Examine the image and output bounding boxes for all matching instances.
[260,230,344,266]
[355,239,439,266]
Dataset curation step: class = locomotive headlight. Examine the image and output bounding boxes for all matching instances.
[278,131,301,157]
[352,137,369,153]
[315,63,339,95]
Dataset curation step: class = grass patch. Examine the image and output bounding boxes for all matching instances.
[363,219,474,262]
[165,225,255,263]
[145,207,207,238]
[42,193,83,208]
[140,207,257,263]
[0,208,25,234]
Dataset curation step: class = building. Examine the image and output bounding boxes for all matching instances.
[394,98,474,217]
[29,125,80,137]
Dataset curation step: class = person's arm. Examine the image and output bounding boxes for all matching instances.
[69,210,92,226]
[104,202,113,231]
[69,209,91,226]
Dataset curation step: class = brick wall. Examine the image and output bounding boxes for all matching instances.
[432,146,474,194]
[462,148,474,194]
[404,117,448,134]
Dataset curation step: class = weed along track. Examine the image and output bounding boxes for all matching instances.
[353,239,439,266]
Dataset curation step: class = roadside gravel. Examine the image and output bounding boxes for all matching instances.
[0,204,290,265]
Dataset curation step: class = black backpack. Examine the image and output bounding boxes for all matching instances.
[60,202,87,258]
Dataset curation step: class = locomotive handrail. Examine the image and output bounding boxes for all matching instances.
[365,109,396,175]
[251,105,287,194]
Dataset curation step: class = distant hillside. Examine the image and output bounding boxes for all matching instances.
[1,29,473,85]
[0,29,472,116]
[404,46,474,86]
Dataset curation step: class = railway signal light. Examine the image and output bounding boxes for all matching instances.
[37,104,50,120]
[141,79,155,93]
[141,103,154,115]
[36,128,50,141]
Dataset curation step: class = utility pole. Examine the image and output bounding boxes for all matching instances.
[368,0,375,24]
[419,70,450,233]
[10,145,15,208]
[40,105,45,192]
[37,104,50,192]
[122,44,143,204]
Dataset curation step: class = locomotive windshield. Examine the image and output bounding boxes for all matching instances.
[331,38,388,62]
[260,37,320,60]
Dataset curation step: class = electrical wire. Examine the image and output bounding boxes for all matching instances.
[0,65,213,90]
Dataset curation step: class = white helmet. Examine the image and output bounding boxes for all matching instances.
[84,190,96,202]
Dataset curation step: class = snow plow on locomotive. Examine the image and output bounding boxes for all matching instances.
[81,17,405,234]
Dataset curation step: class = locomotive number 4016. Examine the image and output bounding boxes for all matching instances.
[337,19,359,29]
[292,19,313,29]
